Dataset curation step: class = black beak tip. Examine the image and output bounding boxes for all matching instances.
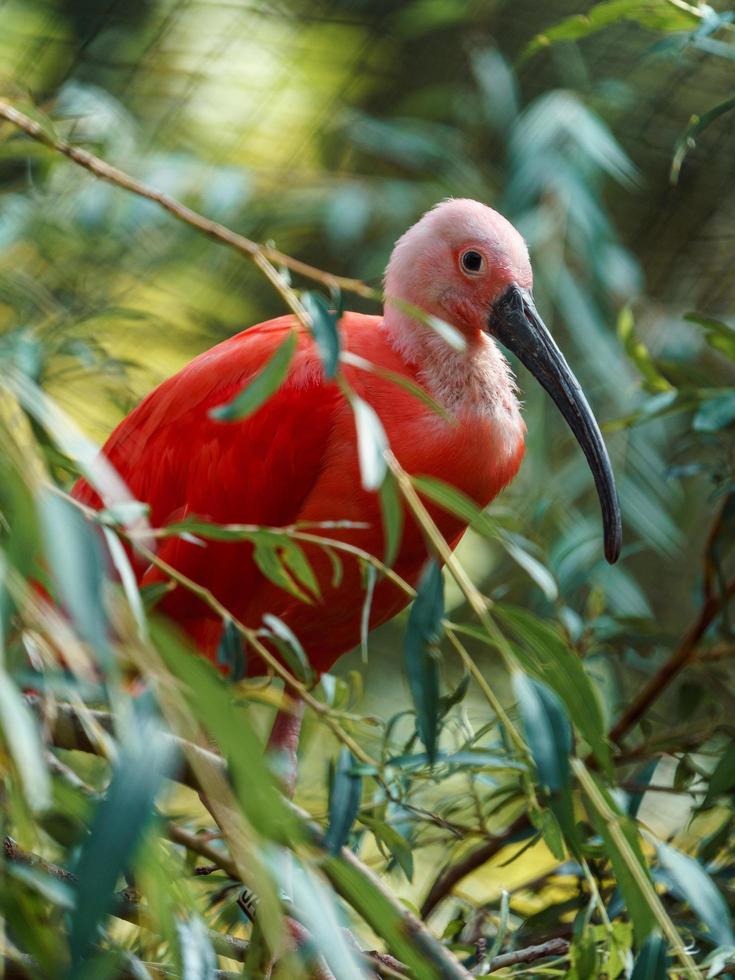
[605,516,622,565]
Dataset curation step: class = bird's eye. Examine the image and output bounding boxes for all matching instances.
[460,249,484,275]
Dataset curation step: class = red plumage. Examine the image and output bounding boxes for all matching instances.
[72,312,525,674]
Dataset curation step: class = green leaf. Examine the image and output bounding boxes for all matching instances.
[413,475,497,539]
[498,607,612,775]
[617,305,673,393]
[210,330,297,421]
[630,932,668,980]
[302,291,340,378]
[657,841,735,947]
[352,395,388,491]
[693,392,735,433]
[154,623,305,847]
[0,671,51,811]
[359,816,414,881]
[496,530,558,600]
[324,748,362,855]
[404,560,444,764]
[583,776,656,943]
[523,0,698,61]
[686,312,735,361]
[279,538,320,599]
[379,471,404,568]
[273,853,365,980]
[262,613,314,685]
[671,95,735,184]
[177,916,218,980]
[320,851,454,978]
[69,715,174,969]
[253,539,312,603]
[38,490,109,662]
[704,742,735,806]
[217,617,246,681]
[513,673,571,792]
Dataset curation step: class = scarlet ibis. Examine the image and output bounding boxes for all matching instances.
[72,198,620,776]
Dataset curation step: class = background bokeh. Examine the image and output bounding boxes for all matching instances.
[3,0,735,974]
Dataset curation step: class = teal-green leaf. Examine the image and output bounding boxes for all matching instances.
[324,748,362,855]
[69,716,174,971]
[379,471,403,569]
[210,329,297,421]
[657,841,735,947]
[38,490,109,663]
[404,560,443,764]
[302,291,340,378]
[630,933,668,980]
[359,816,414,881]
[0,670,51,811]
[704,742,735,806]
[352,396,387,491]
[693,392,735,433]
[498,607,611,775]
[513,673,571,792]
[217,617,246,681]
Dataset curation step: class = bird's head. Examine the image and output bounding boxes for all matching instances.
[385,198,622,564]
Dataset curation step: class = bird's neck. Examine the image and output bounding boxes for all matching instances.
[382,309,525,433]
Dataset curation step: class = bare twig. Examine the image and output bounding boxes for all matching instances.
[0,100,377,303]
[487,938,569,972]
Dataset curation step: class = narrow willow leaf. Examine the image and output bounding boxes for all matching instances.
[302,291,340,378]
[279,539,320,599]
[496,530,558,600]
[217,617,246,681]
[273,852,364,980]
[324,748,361,855]
[617,305,672,394]
[630,932,668,979]
[353,396,387,491]
[359,816,414,881]
[379,471,403,568]
[177,916,218,980]
[657,841,735,947]
[498,606,612,775]
[404,560,443,763]
[210,330,297,421]
[693,391,735,433]
[321,851,462,978]
[513,673,571,792]
[69,717,174,969]
[38,490,109,662]
[154,622,304,847]
[523,0,697,61]
[262,613,314,685]
[704,742,735,806]
[671,95,735,184]
[583,775,656,943]
[0,670,51,811]
[253,540,311,603]
[413,475,497,539]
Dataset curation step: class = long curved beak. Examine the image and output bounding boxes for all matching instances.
[488,285,621,564]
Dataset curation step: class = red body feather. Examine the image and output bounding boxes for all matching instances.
[73,313,524,674]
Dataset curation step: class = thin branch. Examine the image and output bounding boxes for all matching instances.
[0,101,377,303]
[609,577,735,745]
[487,938,569,973]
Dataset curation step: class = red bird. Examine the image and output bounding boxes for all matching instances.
[73,199,620,770]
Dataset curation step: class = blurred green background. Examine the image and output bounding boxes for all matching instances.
[3,0,735,942]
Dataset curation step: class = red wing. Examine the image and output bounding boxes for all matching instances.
[73,316,340,629]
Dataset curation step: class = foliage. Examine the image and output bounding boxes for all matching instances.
[2,1,735,978]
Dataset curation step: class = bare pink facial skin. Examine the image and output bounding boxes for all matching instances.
[384,198,533,345]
